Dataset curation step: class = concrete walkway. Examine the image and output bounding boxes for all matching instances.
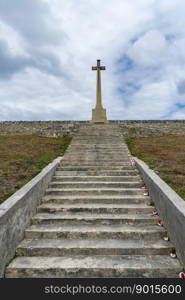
[5,124,182,277]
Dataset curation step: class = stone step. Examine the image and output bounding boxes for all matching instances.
[64,156,129,159]
[61,158,131,161]
[61,163,132,167]
[16,238,173,256]
[37,203,153,214]
[66,151,128,154]
[74,133,122,135]
[68,146,128,150]
[6,255,182,278]
[62,158,130,162]
[66,154,129,157]
[66,149,128,152]
[57,166,134,170]
[72,140,123,142]
[45,188,146,196]
[60,162,132,167]
[73,138,123,140]
[42,195,150,205]
[52,175,141,182]
[31,213,157,226]
[65,156,129,159]
[69,142,127,145]
[55,170,139,176]
[72,144,124,146]
[63,153,129,156]
[68,142,126,144]
[74,132,122,135]
[59,161,131,167]
[68,144,127,146]
[48,182,143,189]
[25,224,166,240]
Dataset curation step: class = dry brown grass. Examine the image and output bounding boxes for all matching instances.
[0,135,71,203]
[126,134,185,200]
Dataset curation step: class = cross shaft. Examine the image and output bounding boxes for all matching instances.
[92,60,106,109]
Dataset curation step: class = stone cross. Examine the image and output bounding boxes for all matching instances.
[91,60,107,123]
[92,59,106,109]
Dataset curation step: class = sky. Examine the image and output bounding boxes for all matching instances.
[0,0,185,120]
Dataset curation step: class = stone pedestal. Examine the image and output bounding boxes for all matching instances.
[91,108,108,123]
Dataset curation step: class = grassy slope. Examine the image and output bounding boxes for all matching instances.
[0,135,71,203]
[126,134,185,200]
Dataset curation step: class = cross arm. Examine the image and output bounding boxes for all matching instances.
[92,66,106,71]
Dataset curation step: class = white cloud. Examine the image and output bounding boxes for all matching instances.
[127,30,167,66]
[0,0,185,120]
[125,81,177,119]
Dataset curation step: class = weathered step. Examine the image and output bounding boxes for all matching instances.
[74,132,121,134]
[42,195,150,205]
[45,188,146,196]
[16,238,173,256]
[61,160,131,164]
[68,143,127,146]
[66,151,128,155]
[68,147,128,150]
[31,213,157,226]
[59,164,133,168]
[66,151,128,154]
[69,143,127,145]
[72,141,123,144]
[52,175,141,182]
[59,162,133,166]
[63,155,129,159]
[57,166,135,171]
[37,203,153,214]
[72,144,125,146]
[6,255,182,278]
[73,140,125,142]
[60,161,131,167]
[64,157,129,160]
[25,224,166,240]
[48,182,143,189]
[55,170,139,176]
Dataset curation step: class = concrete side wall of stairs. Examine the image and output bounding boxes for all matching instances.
[135,158,185,268]
[0,157,62,277]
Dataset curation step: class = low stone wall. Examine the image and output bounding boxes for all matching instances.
[0,121,88,138]
[0,120,185,138]
[117,120,185,137]
[134,157,185,268]
[0,156,62,278]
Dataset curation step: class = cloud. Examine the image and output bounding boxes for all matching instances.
[127,30,167,67]
[0,0,185,120]
[0,0,62,45]
[177,80,185,95]
[0,39,29,79]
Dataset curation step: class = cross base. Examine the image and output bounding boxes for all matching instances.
[91,107,108,123]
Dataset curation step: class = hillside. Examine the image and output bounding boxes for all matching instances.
[126,134,185,200]
[1,133,185,204]
[0,135,71,203]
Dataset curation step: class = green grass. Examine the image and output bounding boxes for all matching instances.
[126,135,185,200]
[0,135,72,203]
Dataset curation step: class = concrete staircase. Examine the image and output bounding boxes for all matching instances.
[6,124,182,277]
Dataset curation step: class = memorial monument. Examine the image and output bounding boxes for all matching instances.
[91,59,108,123]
